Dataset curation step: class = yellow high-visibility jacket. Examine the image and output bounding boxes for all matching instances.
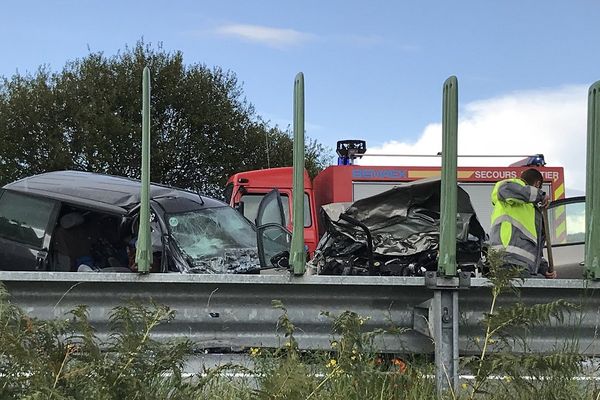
[489,178,546,275]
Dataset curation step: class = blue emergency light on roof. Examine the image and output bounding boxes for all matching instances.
[530,154,546,166]
[337,140,367,165]
[509,154,546,167]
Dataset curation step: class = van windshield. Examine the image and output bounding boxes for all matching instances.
[166,206,259,273]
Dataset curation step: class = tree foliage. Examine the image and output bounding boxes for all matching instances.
[0,41,330,197]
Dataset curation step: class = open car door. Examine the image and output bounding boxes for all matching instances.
[255,189,292,269]
[545,196,585,279]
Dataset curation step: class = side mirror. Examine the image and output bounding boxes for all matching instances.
[257,224,292,269]
[234,202,244,215]
[271,250,290,269]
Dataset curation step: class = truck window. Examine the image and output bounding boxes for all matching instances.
[352,182,403,200]
[457,183,498,233]
[240,193,312,227]
[0,191,56,248]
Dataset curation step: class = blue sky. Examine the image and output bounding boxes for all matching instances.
[1,1,599,191]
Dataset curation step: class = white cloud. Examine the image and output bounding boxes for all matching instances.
[214,24,314,49]
[359,85,588,194]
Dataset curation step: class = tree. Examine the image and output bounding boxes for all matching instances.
[0,41,331,197]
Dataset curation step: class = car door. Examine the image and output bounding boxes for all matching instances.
[544,196,585,279]
[255,189,292,269]
[0,190,60,271]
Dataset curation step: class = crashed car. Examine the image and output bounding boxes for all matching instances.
[0,171,278,273]
[308,178,486,276]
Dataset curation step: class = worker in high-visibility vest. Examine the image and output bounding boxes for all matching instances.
[490,168,556,278]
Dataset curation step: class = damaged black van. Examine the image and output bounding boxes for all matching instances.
[0,171,285,273]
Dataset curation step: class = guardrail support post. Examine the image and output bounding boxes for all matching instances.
[434,289,458,392]
[290,72,306,275]
[136,66,152,274]
[586,81,600,280]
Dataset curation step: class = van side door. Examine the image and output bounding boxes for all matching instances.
[544,196,585,279]
[0,190,59,271]
[255,189,292,269]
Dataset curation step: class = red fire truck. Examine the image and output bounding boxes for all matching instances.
[225,141,566,255]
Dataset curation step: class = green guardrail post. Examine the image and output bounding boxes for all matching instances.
[439,76,458,277]
[585,80,600,280]
[289,72,306,276]
[431,76,460,396]
[135,66,152,274]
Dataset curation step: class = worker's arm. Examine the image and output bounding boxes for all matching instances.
[497,181,545,205]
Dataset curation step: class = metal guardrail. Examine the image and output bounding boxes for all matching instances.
[1,272,599,355]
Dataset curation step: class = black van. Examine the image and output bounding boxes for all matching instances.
[0,171,291,273]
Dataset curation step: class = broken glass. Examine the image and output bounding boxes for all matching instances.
[166,206,260,273]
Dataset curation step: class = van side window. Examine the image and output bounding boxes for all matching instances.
[0,191,56,248]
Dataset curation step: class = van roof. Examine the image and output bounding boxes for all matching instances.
[3,170,224,215]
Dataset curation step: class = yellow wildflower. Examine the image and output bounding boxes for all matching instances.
[249,347,261,357]
[327,359,337,368]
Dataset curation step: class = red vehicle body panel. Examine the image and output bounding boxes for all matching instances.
[314,164,565,205]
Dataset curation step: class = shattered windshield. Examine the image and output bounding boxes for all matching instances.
[166,206,259,273]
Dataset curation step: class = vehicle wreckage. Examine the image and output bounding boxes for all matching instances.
[308,178,486,276]
[0,171,272,274]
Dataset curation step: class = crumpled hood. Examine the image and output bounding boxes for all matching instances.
[313,177,485,275]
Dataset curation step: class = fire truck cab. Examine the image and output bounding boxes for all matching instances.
[224,167,318,255]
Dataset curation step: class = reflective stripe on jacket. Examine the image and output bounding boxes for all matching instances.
[489,178,545,274]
